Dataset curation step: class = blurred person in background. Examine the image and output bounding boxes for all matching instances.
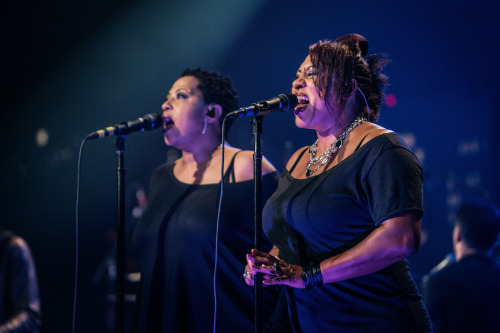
[423,198,500,333]
[0,229,41,332]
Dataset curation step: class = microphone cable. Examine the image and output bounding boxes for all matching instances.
[73,116,229,333]
[212,115,230,333]
[73,136,89,333]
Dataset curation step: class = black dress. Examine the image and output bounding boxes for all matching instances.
[263,133,431,333]
[132,153,280,332]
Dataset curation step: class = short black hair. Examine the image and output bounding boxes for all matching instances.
[456,198,500,251]
[180,67,239,137]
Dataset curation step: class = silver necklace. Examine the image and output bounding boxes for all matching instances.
[305,116,367,177]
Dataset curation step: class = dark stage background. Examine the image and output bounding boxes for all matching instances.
[1,0,499,331]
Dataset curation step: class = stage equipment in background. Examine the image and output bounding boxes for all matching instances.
[213,93,297,333]
[75,114,162,333]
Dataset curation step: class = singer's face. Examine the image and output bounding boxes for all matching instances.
[161,76,208,149]
[292,55,335,134]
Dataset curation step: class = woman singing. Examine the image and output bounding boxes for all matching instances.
[245,34,432,332]
[133,68,280,332]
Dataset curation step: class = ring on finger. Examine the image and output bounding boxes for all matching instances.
[243,271,250,279]
[270,261,280,275]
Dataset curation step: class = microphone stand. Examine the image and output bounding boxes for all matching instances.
[252,116,264,333]
[115,135,126,333]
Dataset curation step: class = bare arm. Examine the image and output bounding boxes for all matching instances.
[320,212,421,283]
[248,211,421,288]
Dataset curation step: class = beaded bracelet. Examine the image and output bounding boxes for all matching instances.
[301,263,323,290]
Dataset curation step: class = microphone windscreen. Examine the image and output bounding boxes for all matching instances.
[142,113,163,131]
[278,93,298,111]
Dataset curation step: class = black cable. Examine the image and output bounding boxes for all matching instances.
[212,116,229,333]
[73,137,89,333]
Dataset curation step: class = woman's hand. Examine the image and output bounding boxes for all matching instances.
[243,260,255,286]
[246,249,306,289]
[243,250,274,286]
[244,246,281,286]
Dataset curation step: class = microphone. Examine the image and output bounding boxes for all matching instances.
[86,113,163,140]
[227,93,298,119]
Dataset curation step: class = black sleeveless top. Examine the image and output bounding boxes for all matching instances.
[263,133,432,332]
[132,153,280,332]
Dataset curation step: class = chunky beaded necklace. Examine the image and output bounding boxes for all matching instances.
[305,116,367,177]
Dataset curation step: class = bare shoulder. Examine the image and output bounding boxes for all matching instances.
[358,122,393,147]
[232,149,277,182]
[285,146,309,170]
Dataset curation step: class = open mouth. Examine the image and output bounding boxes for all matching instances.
[295,94,309,113]
[163,117,174,132]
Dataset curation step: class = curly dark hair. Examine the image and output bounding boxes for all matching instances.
[309,34,390,122]
[180,67,239,137]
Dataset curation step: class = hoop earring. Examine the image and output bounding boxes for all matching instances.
[201,117,208,135]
